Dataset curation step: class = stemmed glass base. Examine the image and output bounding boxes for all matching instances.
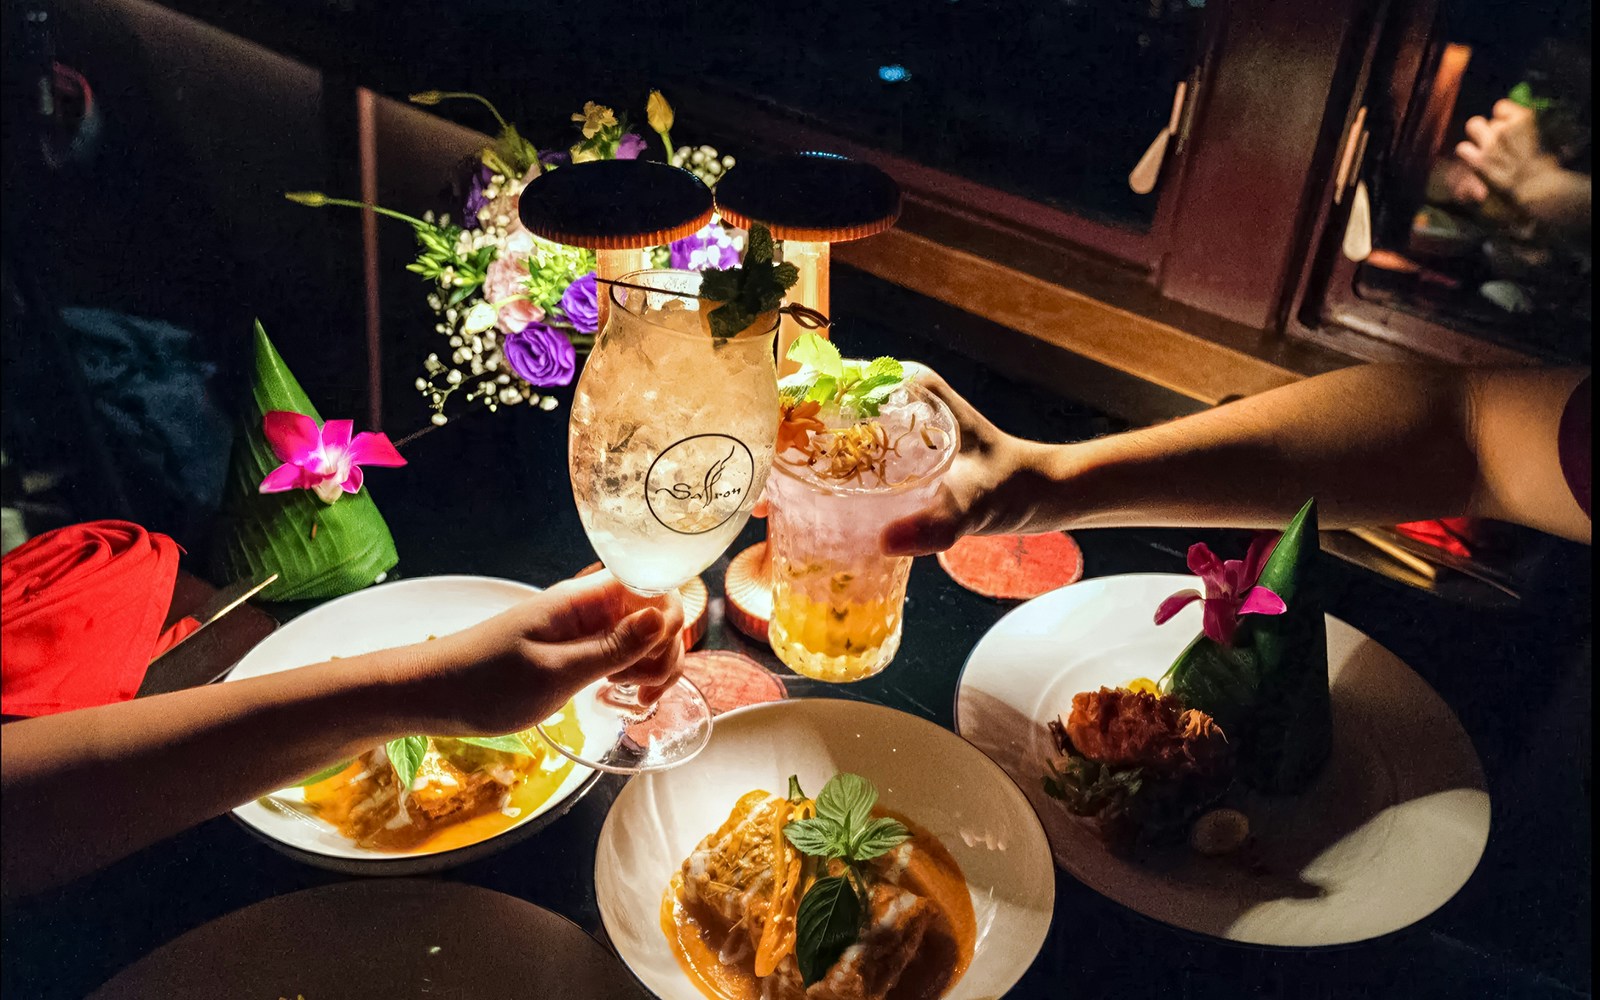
[536,676,713,774]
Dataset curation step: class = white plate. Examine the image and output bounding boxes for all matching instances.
[596,698,1055,1000]
[228,575,599,875]
[955,573,1491,948]
[88,879,647,999]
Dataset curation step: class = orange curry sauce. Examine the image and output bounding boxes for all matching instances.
[661,811,976,1000]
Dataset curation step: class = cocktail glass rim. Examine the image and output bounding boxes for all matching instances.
[606,267,779,343]
[771,378,959,498]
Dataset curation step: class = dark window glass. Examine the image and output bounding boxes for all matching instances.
[615,0,1208,231]
[1356,0,1592,361]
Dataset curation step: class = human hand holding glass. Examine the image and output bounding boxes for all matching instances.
[548,268,779,771]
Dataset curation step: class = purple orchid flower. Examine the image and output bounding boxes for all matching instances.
[559,272,600,335]
[669,223,741,270]
[1154,536,1287,646]
[462,163,494,231]
[615,133,648,160]
[503,322,576,388]
[259,411,406,505]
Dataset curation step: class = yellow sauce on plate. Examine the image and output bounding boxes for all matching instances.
[299,706,585,853]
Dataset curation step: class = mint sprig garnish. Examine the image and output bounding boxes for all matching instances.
[782,334,906,417]
[782,773,911,985]
[699,223,799,341]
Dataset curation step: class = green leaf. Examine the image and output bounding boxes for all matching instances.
[292,760,352,787]
[1162,498,1331,796]
[453,734,535,756]
[804,375,839,403]
[864,356,903,381]
[1241,498,1331,794]
[708,302,757,342]
[787,333,844,379]
[850,817,910,860]
[783,817,845,858]
[816,773,876,833]
[747,224,775,264]
[211,322,398,601]
[386,735,429,791]
[795,876,861,986]
[698,267,741,304]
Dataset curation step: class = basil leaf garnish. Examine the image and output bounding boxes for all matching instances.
[795,875,861,985]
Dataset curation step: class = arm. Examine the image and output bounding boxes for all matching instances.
[0,570,682,898]
[881,365,1591,554]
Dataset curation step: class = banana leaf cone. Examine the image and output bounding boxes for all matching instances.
[1164,499,1332,795]
[212,322,399,601]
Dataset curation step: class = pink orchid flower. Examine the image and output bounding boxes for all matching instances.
[1154,536,1287,646]
[258,411,406,505]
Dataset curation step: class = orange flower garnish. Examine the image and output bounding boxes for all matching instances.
[777,399,825,455]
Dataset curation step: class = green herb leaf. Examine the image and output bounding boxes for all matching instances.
[747,223,775,265]
[454,734,535,756]
[850,817,911,860]
[795,875,862,985]
[816,773,877,834]
[698,267,742,305]
[864,356,904,381]
[386,735,429,791]
[787,333,844,379]
[292,760,352,787]
[804,374,839,404]
[783,817,845,858]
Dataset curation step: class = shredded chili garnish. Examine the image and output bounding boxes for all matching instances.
[784,413,923,486]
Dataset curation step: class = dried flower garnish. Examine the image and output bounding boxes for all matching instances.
[777,399,825,455]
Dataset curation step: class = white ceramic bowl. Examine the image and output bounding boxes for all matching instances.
[227,575,599,875]
[596,698,1055,999]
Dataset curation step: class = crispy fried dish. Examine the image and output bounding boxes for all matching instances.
[1044,686,1235,849]
[1060,687,1231,776]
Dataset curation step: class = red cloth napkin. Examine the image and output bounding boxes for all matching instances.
[2,521,181,717]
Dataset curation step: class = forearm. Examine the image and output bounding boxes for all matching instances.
[0,645,435,897]
[1030,365,1483,531]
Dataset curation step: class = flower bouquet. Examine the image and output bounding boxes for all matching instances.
[289,90,744,429]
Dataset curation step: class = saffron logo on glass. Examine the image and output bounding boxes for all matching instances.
[646,434,755,535]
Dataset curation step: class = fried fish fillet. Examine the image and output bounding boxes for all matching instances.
[1060,686,1230,776]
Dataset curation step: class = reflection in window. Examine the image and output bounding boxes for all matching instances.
[1358,1,1591,361]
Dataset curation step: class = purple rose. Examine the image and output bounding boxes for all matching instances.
[669,223,741,270]
[462,164,494,231]
[502,323,576,388]
[615,133,648,160]
[559,272,601,334]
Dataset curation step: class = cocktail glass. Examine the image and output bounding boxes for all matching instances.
[540,269,779,771]
[766,380,958,682]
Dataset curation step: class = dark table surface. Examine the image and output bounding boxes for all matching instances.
[3,275,1592,1000]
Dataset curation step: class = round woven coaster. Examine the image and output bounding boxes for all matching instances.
[680,650,788,716]
[723,541,773,642]
[935,532,1083,600]
[578,563,707,649]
